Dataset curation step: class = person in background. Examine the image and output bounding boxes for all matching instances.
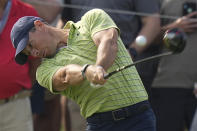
[191,83,197,131]
[0,0,40,131]
[151,0,197,131]
[190,99,197,131]
[22,0,62,24]
[22,0,64,131]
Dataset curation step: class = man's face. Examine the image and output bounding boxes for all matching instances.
[22,28,57,58]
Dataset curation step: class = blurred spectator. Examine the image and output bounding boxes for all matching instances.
[30,82,45,116]
[22,0,62,24]
[191,106,197,131]
[57,0,160,130]
[151,0,197,131]
[0,0,40,130]
[22,0,63,131]
[191,87,197,131]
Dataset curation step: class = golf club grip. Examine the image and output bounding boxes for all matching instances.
[104,51,173,79]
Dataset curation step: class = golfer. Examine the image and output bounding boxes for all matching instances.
[11,9,156,131]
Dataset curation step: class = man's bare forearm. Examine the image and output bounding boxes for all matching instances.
[130,14,161,54]
[94,28,118,71]
[96,38,118,70]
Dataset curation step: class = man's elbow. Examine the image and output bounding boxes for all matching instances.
[143,14,160,25]
[145,17,161,37]
[150,14,161,30]
[154,16,161,33]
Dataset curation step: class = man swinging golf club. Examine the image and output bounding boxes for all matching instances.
[10,9,184,131]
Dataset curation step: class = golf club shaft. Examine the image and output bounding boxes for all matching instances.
[104,51,173,79]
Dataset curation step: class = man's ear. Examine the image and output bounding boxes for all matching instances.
[34,20,44,31]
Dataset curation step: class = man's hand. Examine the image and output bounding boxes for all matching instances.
[52,64,84,91]
[85,65,107,85]
[164,12,197,33]
[174,12,197,33]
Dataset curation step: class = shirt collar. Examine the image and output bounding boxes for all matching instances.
[64,21,76,29]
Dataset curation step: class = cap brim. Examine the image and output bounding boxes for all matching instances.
[15,35,29,65]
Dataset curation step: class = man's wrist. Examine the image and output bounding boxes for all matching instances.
[129,47,138,58]
[81,64,90,79]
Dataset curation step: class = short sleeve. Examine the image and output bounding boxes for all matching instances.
[36,60,62,94]
[82,9,120,37]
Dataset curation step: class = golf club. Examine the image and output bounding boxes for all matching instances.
[104,28,187,79]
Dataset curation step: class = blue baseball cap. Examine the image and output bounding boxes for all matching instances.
[11,16,44,65]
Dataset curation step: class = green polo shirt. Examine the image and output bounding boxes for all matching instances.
[36,9,148,118]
